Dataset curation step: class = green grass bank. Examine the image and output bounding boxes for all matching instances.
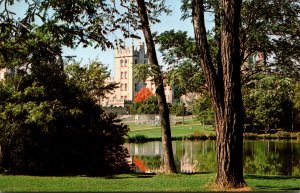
[126,117,300,142]
[0,173,299,192]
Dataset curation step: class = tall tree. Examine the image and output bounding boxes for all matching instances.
[0,0,136,176]
[192,0,246,188]
[136,0,177,173]
[65,60,118,104]
[243,74,294,131]
[133,63,152,88]
[156,30,205,100]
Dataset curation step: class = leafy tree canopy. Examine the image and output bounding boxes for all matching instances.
[130,95,159,115]
[64,60,118,102]
[134,87,153,103]
[243,74,294,131]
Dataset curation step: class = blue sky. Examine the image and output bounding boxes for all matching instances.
[9,0,213,76]
[63,1,214,76]
[64,1,185,76]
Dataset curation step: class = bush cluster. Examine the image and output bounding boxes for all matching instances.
[0,64,131,176]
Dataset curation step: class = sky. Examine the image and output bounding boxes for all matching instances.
[62,0,214,76]
[9,0,213,77]
[64,0,194,76]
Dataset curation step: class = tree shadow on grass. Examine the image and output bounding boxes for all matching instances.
[245,174,300,180]
[255,186,300,191]
[104,172,213,179]
[105,173,155,180]
[245,174,300,191]
[180,172,213,175]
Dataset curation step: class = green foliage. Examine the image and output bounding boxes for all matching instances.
[157,30,198,64]
[293,82,300,110]
[156,31,205,99]
[0,4,130,175]
[65,60,117,102]
[244,142,282,176]
[179,0,300,81]
[133,64,152,84]
[0,67,131,176]
[170,102,186,116]
[192,94,214,125]
[187,132,208,140]
[166,61,205,99]
[276,131,291,139]
[130,96,159,115]
[240,0,300,79]
[128,135,149,143]
[243,74,294,131]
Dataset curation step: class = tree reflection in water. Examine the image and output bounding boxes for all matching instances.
[124,140,300,176]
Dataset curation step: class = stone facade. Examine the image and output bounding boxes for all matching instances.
[100,42,173,107]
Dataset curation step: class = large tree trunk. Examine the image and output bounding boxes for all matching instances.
[136,0,177,174]
[192,0,246,188]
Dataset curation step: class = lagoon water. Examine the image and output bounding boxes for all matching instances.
[124,140,300,176]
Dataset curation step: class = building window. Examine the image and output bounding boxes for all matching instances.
[121,72,123,79]
[120,84,123,91]
[120,59,123,67]
[144,60,147,64]
[121,96,123,100]
[124,72,127,79]
[124,95,127,100]
[124,59,127,66]
[124,83,127,91]
[135,59,138,64]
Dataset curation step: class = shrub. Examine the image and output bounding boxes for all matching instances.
[170,102,186,116]
[290,132,300,139]
[244,133,258,140]
[134,88,153,103]
[187,131,208,140]
[0,74,131,176]
[276,131,291,139]
[207,133,216,140]
[130,96,159,114]
[129,135,148,143]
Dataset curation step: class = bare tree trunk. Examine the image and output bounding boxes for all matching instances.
[136,0,176,174]
[192,0,246,188]
[216,0,245,188]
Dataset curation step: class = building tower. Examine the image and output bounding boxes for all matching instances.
[113,42,148,102]
[101,42,173,107]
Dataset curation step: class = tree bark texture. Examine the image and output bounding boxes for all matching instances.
[136,0,177,174]
[192,0,246,188]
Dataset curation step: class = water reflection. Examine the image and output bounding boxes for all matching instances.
[124,140,300,176]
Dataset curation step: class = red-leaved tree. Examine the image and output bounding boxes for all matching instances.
[134,88,153,103]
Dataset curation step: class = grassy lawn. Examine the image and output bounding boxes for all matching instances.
[127,117,215,138]
[126,116,300,140]
[0,173,299,192]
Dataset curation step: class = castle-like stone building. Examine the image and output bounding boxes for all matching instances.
[0,43,173,108]
[100,42,173,107]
